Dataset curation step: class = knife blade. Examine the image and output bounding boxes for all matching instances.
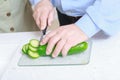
[39,26,47,43]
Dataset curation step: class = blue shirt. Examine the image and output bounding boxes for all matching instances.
[29,0,40,5]
[30,0,120,38]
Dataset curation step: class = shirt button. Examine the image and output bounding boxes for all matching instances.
[6,12,11,17]
[10,27,14,32]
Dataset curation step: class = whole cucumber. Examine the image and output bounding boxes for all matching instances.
[37,42,88,56]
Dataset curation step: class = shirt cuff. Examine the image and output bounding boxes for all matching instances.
[29,0,41,6]
[75,14,101,38]
[50,0,55,6]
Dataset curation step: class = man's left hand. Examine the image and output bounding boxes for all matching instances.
[40,24,88,58]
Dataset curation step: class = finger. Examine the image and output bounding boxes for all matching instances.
[52,39,66,58]
[62,40,73,57]
[40,11,49,30]
[33,12,41,28]
[48,9,54,26]
[40,29,58,45]
[46,33,62,55]
[40,26,64,45]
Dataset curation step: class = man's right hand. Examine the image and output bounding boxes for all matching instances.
[33,0,55,30]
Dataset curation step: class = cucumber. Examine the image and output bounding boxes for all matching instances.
[28,50,40,59]
[28,45,38,52]
[29,39,39,48]
[22,44,26,54]
[68,42,88,55]
[21,39,88,59]
[22,40,40,58]
[37,42,88,56]
[22,44,29,54]
[37,44,47,56]
[25,44,29,52]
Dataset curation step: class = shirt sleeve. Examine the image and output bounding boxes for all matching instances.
[75,0,120,38]
[50,0,55,6]
[29,0,54,6]
[29,0,41,6]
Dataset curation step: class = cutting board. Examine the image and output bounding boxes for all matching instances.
[18,40,92,66]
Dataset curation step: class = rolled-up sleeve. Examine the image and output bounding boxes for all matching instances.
[50,0,55,6]
[29,0,41,6]
[75,0,120,37]
[29,0,54,6]
[75,14,101,38]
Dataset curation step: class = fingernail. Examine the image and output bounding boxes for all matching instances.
[52,54,56,58]
[40,42,44,45]
[46,51,50,55]
[62,53,67,57]
[40,40,46,45]
[49,23,51,26]
[41,26,45,30]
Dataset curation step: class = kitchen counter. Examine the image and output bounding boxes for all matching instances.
[0,31,120,80]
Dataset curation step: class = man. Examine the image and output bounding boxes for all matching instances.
[31,0,120,57]
[0,0,38,33]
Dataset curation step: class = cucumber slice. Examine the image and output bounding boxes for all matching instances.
[25,44,29,53]
[28,45,38,52]
[22,44,29,54]
[28,50,40,59]
[29,39,39,48]
[22,45,26,54]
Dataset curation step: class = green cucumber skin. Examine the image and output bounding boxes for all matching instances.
[37,44,47,56]
[37,42,88,56]
[22,44,29,54]
[68,42,88,55]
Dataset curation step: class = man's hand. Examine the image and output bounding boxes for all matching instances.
[33,0,55,30]
[40,24,88,58]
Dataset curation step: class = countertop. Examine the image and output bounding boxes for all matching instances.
[0,31,120,80]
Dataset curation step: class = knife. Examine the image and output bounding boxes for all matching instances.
[39,26,48,44]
